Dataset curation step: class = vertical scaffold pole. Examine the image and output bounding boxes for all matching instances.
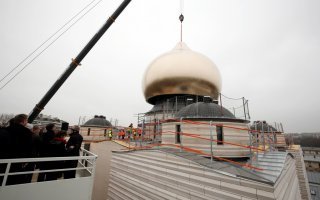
[219,93,223,116]
[210,121,213,163]
[180,117,183,152]
[267,125,270,151]
[246,100,251,120]
[261,122,265,152]
[242,97,246,120]
[157,119,160,150]
[248,125,252,164]
[142,119,145,148]
[255,122,258,161]
[129,126,131,150]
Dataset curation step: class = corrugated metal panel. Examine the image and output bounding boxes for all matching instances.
[249,152,288,183]
[108,149,302,200]
[108,150,273,200]
[308,171,320,185]
[159,148,275,184]
[309,184,320,200]
[304,155,320,163]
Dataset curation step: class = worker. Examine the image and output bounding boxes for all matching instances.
[138,128,142,137]
[128,123,133,141]
[120,129,125,140]
[117,129,123,140]
[133,128,137,140]
[108,129,113,140]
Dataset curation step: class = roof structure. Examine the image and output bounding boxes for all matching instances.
[308,172,320,200]
[175,102,236,120]
[304,155,320,163]
[158,148,289,185]
[109,147,301,200]
[83,115,112,127]
[308,171,320,185]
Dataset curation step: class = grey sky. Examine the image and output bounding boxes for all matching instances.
[0,0,319,133]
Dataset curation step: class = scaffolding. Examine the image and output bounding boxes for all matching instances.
[122,94,288,171]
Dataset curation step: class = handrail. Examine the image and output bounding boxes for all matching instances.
[81,147,98,157]
[0,166,94,177]
[0,147,97,164]
[0,155,96,164]
[0,148,97,187]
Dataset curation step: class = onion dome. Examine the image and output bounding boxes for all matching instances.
[143,42,222,105]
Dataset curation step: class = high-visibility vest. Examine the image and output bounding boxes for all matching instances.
[108,130,112,137]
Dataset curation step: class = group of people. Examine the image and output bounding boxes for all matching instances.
[116,128,143,140]
[0,114,83,185]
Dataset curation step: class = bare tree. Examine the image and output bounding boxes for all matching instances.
[0,113,15,127]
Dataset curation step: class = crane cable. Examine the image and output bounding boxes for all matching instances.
[0,0,103,91]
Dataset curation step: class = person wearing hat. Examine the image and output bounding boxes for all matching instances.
[64,125,83,179]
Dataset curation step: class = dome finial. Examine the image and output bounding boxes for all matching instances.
[179,0,184,42]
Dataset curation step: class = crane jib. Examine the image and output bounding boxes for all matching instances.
[28,0,131,123]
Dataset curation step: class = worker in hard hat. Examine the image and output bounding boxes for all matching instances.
[108,129,113,140]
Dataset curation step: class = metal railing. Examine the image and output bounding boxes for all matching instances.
[0,148,97,186]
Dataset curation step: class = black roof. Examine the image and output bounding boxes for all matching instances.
[83,115,112,127]
[175,102,236,119]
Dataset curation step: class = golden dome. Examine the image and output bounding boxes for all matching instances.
[143,42,222,104]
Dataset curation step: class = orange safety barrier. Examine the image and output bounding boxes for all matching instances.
[140,133,265,152]
[146,118,281,134]
[161,130,265,152]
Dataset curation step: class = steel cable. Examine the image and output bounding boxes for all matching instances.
[0,0,103,91]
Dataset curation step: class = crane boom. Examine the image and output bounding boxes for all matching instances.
[28,0,131,123]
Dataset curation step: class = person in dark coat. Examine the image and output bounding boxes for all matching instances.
[6,114,34,185]
[0,127,11,159]
[37,123,57,182]
[0,126,11,185]
[41,123,56,145]
[24,125,43,182]
[31,125,42,157]
[45,131,67,181]
[64,125,83,179]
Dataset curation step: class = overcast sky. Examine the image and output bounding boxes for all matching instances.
[0,0,319,133]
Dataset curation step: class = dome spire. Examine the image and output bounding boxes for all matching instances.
[179,0,184,42]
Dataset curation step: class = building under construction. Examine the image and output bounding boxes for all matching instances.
[107,41,311,200]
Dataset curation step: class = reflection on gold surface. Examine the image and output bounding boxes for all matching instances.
[145,77,219,104]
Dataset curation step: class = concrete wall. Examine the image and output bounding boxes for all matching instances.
[0,176,93,200]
